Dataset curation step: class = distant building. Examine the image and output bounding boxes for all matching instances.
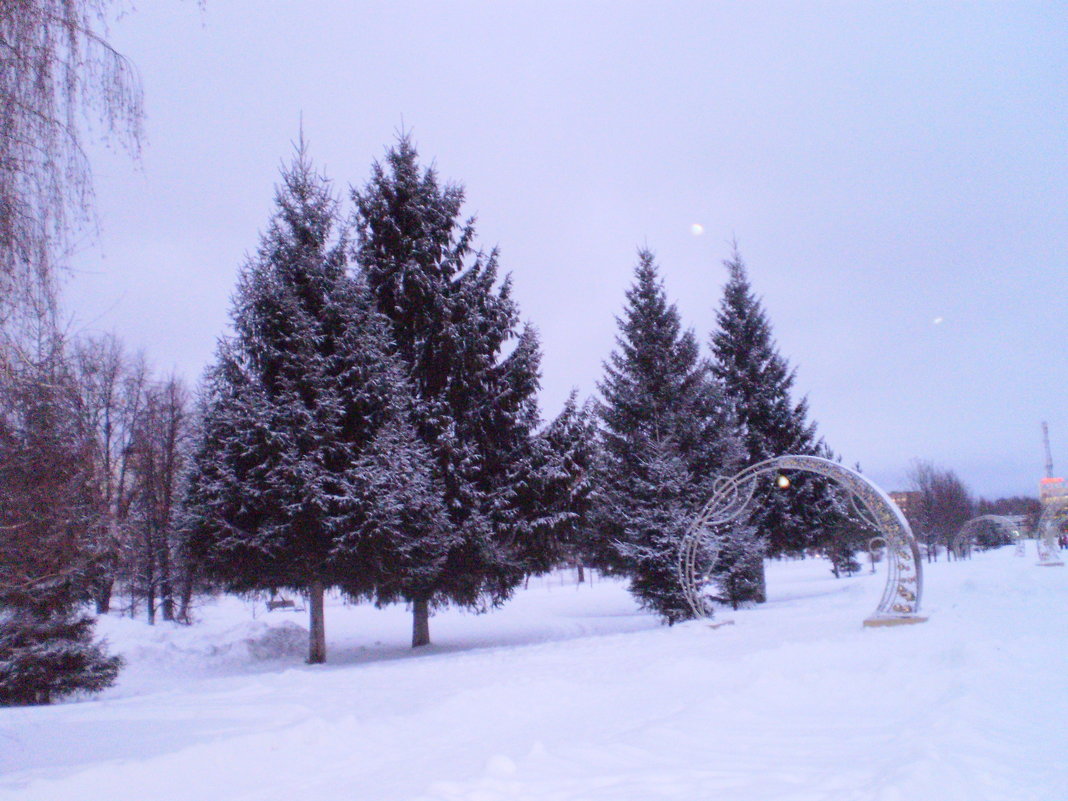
[889,491,921,522]
[1039,477,1068,507]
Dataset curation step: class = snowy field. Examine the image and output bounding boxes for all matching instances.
[1,547,1066,801]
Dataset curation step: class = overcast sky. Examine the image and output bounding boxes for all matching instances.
[67,1,1068,499]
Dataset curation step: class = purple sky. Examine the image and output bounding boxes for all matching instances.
[67,2,1068,498]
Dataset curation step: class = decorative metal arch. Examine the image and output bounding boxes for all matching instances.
[678,455,926,627]
[1035,498,1067,567]
[952,515,1021,560]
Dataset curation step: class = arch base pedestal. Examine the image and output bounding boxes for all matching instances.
[863,615,928,628]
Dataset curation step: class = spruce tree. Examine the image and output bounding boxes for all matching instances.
[331,418,454,648]
[712,521,766,610]
[516,390,600,577]
[825,516,865,577]
[183,141,411,663]
[351,135,545,645]
[0,334,122,704]
[597,250,742,622]
[612,429,698,622]
[710,247,830,581]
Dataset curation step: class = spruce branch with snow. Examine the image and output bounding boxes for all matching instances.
[709,246,835,592]
[182,139,414,663]
[351,134,548,646]
[596,249,743,622]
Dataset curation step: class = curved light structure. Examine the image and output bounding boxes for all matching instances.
[1035,498,1067,566]
[678,455,926,627]
[951,515,1021,560]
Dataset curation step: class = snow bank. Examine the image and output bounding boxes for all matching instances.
[89,597,310,689]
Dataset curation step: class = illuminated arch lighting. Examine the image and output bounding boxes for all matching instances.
[678,455,926,627]
[951,515,1024,560]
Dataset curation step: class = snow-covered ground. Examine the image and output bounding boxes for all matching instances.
[2,547,1066,800]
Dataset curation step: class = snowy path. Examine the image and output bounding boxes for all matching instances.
[1,550,1066,800]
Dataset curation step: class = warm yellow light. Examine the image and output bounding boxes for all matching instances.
[776,475,791,489]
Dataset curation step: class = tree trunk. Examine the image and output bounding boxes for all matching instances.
[94,578,113,615]
[160,586,174,622]
[145,548,156,625]
[177,563,196,624]
[412,595,430,648]
[308,580,327,664]
[751,554,767,604]
[576,563,585,583]
[158,533,174,622]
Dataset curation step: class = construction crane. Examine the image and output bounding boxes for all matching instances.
[1039,422,1067,506]
[1043,421,1054,479]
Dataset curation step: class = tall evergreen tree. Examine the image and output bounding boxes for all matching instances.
[710,247,830,571]
[352,135,545,646]
[183,141,411,663]
[597,249,743,621]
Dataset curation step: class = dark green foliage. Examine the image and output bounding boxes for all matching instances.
[0,582,122,705]
[597,250,743,621]
[969,519,1012,550]
[712,522,766,610]
[182,141,414,661]
[710,248,832,566]
[351,135,545,626]
[827,542,862,577]
[515,390,600,576]
[824,514,866,578]
[819,473,874,578]
[613,434,696,623]
[333,417,453,607]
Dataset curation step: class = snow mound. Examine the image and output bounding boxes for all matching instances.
[140,619,308,665]
[94,607,309,677]
[240,620,308,661]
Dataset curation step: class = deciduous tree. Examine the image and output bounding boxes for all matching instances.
[0,323,121,704]
[1,0,143,325]
[905,460,974,561]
